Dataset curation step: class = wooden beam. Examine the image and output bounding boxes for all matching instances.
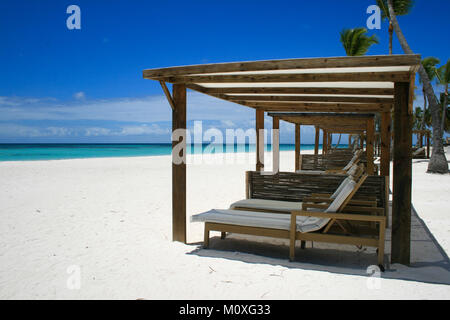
[159,81,176,110]
[172,84,186,243]
[272,116,280,173]
[366,117,375,175]
[160,71,411,84]
[322,129,328,154]
[143,54,421,78]
[391,81,412,265]
[380,111,392,177]
[204,87,395,96]
[256,109,264,171]
[314,126,320,155]
[426,131,430,159]
[226,95,393,104]
[295,124,301,171]
[244,102,391,112]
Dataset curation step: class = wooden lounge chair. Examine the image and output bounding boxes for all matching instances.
[296,149,364,175]
[230,163,366,213]
[192,172,386,269]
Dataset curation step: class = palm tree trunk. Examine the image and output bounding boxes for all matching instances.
[387,0,448,173]
[422,88,427,130]
[442,85,448,133]
[389,22,393,55]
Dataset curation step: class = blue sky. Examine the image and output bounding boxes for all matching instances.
[0,0,449,143]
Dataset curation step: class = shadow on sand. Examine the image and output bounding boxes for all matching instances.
[187,203,450,285]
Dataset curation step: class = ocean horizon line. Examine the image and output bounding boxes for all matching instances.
[0,143,349,162]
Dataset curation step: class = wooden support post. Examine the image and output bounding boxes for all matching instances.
[360,134,364,149]
[426,131,430,159]
[392,81,412,265]
[172,84,186,243]
[329,133,332,151]
[348,134,352,149]
[245,171,250,199]
[272,116,280,173]
[380,112,392,177]
[314,126,320,155]
[295,124,301,171]
[366,118,375,175]
[322,130,328,154]
[256,109,264,171]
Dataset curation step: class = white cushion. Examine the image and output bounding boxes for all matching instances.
[325,180,356,213]
[229,199,302,212]
[346,164,358,176]
[330,176,352,199]
[191,209,329,233]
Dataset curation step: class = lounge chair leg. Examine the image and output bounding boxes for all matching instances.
[377,220,386,271]
[300,241,306,249]
[204,224,210,249]
[220,232,226,239]
[289,215,296,261]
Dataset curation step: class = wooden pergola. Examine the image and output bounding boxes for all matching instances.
[143,54,421,265]
[266,112,375,173]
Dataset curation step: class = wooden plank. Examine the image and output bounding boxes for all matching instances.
[295,124,301,171]
[160,71,411,84]
[380,111,392,176]
[243,102,391,112]
[267,112,376,119]
[256,109,264,171]
[204,87,395,95]
[391,81,412,265]
[143,54,420,78]
[366,117,375,175]
[226,95,393,104]
[172,84,187,243]
[280,117,368,127]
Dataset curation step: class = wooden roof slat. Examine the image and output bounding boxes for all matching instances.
[201,87,395,95]
[158,71,411,84]
[226,95,393,104]
[243,101,392,112]
[143,54,420,78]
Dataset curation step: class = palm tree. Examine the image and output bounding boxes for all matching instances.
[412,107,423,131]
[340,28,379,56]
[384,0,447,173]
[419,57,440,129]
[376,0,414,54]
[436,60,450,134]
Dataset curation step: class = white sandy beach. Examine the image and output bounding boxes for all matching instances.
[0,148,449,299]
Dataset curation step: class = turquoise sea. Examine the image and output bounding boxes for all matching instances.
[0,143,348,161]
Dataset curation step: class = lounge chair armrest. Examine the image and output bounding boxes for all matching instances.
[291,210,386,223]
[346,199,378,207]
[303,197,377,208]
[324,169,345,174]
[310,193,332,197]
[303,197,332,203]
[341,205,385,215]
